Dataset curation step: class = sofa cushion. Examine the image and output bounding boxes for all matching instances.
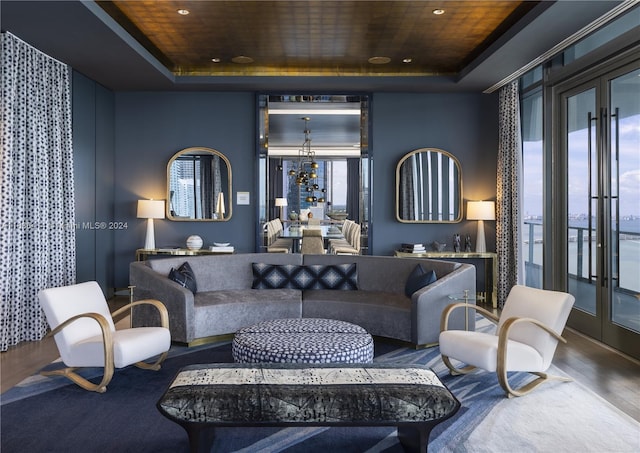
[252,263,358,290]
[303,289,412,342]
[405,264,437,297]
[168,261,198,293]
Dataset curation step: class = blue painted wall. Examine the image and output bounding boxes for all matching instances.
[72,72,115,294]
[369,93,498,256]
[112,92,257,286]
[71,87,499,289]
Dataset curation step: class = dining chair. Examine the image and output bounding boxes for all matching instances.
[333,222,361,255]
[329,219,353,253]
[300,228,325,254]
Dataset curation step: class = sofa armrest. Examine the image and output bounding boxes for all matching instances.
[129,262,194,343]
[411,263,476,346]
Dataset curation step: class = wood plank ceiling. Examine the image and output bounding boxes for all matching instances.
[98,0,535,77]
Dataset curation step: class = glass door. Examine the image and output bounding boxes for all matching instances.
[563,63,640,359]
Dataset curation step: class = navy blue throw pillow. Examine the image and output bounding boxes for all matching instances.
[168,261,197,293]
[405,264,437,297]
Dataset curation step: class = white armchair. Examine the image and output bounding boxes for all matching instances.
[439,285,575,397]
[39,281,171,393]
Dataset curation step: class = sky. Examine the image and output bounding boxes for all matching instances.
[523,113,639,219]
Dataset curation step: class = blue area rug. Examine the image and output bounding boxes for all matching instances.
[2,319,639,452]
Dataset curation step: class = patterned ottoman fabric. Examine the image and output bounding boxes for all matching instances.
[160,363,456,424]
[232,318,374,364]
[157,363,461,453]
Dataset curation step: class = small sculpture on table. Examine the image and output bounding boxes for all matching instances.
[465,234,472,252]
[453,234,461,253]
[431,241,446,252]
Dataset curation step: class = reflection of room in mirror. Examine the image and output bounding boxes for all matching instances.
[396,148,462,223]
[167,147,231,221]
[262,94,369,229]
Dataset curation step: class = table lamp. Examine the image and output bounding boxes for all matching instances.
[137,199,165,250]
[466,201,495,253]
[216,192,226,219]
[275,197,287,221]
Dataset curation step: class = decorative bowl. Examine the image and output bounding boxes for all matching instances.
[326,211,348,221]
[213,242,230,247]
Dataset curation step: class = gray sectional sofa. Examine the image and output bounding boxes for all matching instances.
[129,253,476,348]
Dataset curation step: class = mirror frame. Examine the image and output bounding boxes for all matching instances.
[395,147,463,223]
[166,147,232,222]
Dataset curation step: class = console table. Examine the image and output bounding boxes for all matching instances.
[136,248,234,261]
[395,251,497,308]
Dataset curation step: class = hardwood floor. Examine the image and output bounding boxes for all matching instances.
[2,310,639,422]
[554,328,640,421]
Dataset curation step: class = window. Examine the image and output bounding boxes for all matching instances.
[282,159,348,214]
[521,80,544,288]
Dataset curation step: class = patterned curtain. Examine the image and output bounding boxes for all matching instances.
[496,81,525,308]
[199,155,222,219]
[0,32,75,351]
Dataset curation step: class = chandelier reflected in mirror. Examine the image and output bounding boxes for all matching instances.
[288,117,326,204]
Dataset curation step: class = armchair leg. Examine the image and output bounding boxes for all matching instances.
[134,351,168,371]
[441,354,477,376]
[41,365,113,393]
[499,370,573,398]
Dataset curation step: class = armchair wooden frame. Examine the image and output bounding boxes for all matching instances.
[42,299,169,393]
[440,302,572,398]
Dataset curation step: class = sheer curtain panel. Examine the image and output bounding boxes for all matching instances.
[1,32,76,351]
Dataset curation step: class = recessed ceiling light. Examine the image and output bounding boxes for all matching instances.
[368,56,391,65]
[232,55,254,64]
[177,9,190,15]
[403,58,413,63]
[211,58,221,63]
[432,9,445,15]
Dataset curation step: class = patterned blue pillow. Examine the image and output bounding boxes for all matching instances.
[168,261,198,293]
[252,263,358,290]
[304,263,358,290]
[251,263,300,289]
[405,264,437,297]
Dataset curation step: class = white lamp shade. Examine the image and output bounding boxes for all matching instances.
[466,201,495,221]
[137,199,165,219]
[275,198,288,207]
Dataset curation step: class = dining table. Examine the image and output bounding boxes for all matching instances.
[280,224,344,253]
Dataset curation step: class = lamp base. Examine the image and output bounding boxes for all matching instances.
[475,220,487,253]
[144,218,156,250]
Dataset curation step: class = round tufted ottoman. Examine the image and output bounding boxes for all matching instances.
[232,318,374,364]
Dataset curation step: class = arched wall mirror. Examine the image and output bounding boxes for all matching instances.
[166,147,232,221]
[396,148,462,223]
[258,94,370,251]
